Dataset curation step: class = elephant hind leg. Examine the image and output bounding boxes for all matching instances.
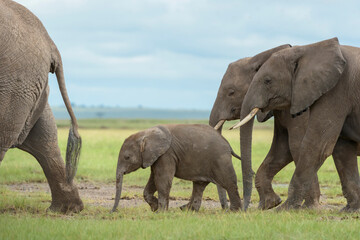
[180,184,227,211]
[216,184,229,209]
[18,104,83,213]
[333,138,360,212]
[181,181,209,212]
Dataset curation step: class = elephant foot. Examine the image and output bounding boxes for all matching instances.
[302,199,321,209]
[221,201,229,210]
[276,199,301,212]
[340,204,360,213]
[48,200,84,213]
[48,184,84,213]
[179,202,200,212]
[179,203,189,211]
[258,192,282,210]
[149,201,159,212]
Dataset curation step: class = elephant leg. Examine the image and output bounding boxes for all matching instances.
[256,121,291,210]
[182,181,209,212]
[143,170,158,212]
[180,184,227,210]
[332,138,360,212]
[216,184,229,209]
[153,159,176,211]
[225,182,241,211]
[17,104,83,213]
[302,175,321,209]
[216,164,241,211]
[278,110,344,210]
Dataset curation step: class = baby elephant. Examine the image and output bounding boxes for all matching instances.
[111,124,242,212]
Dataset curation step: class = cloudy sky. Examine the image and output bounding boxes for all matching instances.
[17,0,360,110]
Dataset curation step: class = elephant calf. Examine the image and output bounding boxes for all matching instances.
[111,124,242,212]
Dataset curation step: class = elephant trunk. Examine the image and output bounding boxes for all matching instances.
[209,105,224,134]
[111,172,124,212]
[240,105,256,211]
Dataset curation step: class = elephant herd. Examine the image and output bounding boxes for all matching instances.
[2,0,360,214]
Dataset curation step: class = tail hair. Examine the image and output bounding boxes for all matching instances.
[65,125,82,183]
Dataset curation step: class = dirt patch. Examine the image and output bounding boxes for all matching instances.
[5,182,344,211]
[6,182,223,210]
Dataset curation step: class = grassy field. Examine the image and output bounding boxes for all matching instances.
[0,119,359,239]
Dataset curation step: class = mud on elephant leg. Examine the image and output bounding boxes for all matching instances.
[333,138,360,212]
[143,171,158,212]
[18,106,83,213]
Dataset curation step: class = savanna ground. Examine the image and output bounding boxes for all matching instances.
[1,119,360,239]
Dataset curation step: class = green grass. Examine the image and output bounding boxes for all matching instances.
[0,118,357,240]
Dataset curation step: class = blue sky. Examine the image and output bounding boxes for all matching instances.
[17,0,360,110]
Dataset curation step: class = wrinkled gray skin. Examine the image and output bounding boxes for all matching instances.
[111,124,242,212]
[241,37,360,211]
[210,45,323,210]
[0,0,83,213]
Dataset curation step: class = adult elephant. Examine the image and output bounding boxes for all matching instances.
[210,44,321,210]
[0,0,83,213]
[233,37,360,211]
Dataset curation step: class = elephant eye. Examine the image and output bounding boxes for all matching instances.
[124,155,130,160]
[264,78,272,85]
[228,89,235,96]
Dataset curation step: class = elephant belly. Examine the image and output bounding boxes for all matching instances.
[174,167,214,183]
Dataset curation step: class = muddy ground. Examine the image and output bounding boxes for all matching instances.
[5,182,345,211]
[6,182,224,210]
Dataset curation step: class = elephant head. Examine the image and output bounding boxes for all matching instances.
[209,44,291,131]
[231,37,347,209]
[111,126,172,212]
[209,44,291,210]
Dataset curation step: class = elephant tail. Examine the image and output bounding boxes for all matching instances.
[231,149,241,161]
[54,59,82,184]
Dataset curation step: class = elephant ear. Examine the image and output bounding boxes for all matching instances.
[249,44,292,71]
[256,110,273,123]
[290,38,346,115]
[140,125,172,168]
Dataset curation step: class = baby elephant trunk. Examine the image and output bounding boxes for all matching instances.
[111,173,124,212]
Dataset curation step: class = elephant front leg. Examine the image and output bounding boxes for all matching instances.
[18,105,83,213]
[153,158,176,211]
[143,170,158,212]
[256,122,291,210]
[278,118,344,211]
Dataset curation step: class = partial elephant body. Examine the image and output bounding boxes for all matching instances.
[240,38,360,211]
[112,124,242,212]
[209,44,322,210]
[0,0,83,212]
[0,0,58,152]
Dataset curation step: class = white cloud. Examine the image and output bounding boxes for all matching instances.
[15,0,360,109]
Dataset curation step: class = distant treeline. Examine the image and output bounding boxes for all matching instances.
[52,106,211,119]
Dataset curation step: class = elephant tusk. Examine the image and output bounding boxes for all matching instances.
[214,120,226,130]
[229,108,259,130]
